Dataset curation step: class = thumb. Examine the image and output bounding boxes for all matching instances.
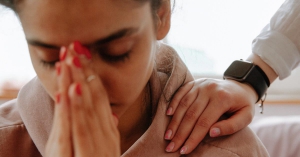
[209,108,253,137]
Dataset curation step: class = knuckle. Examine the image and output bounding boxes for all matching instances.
[227,123,239,133]
[206,81,218,89]
[186,136,199,146]
[169,119,180,129]
[216,90,232,109]
[216,89,230,101]
[76,125,88,137]
[185,110,198,121]
[85,107,94,117]
[178,99,189,109]
[172,133,185,142]
[72,102,82,112]
[196,117,211,129]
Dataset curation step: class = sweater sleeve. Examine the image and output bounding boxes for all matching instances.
[252,0,300,80]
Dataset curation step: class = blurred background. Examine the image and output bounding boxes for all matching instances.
[1,0,299,104]
[1,1,300,156]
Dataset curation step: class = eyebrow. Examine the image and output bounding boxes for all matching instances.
[26,27,139,49]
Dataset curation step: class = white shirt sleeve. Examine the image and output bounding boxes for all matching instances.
[252,0,300,80]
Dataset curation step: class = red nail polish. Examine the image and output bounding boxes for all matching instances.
[74,41,92,59]
[73,56,81,68]
[56,63,61,75]
[60,47,67,61]
[73,41,85,55]
[56,93,60,104]
[75,83,82,96]
[84,48,92,59]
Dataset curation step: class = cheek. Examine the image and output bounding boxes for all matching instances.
[29,48,58,100]
[38,70,57,100]
[106,42,155,105]
[103,29,156,105]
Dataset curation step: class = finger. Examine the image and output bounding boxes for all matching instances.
[165,95,208,152]
[67,42,114,123]
[45,93,72,157]
[68,82,96,156]
[58,47,72,97]
[210,106,254,137]
[167,81,194,115]
[65,45,99,154]
[179,101,225,154]
[165,86,198,140]
[61,47,95,156]
[66,42,118,155]
[45,62,72,157]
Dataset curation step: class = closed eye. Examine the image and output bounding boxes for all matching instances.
[98,51,130,63]
[40,60,58,68]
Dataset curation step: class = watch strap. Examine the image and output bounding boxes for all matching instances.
[244,65,269,102]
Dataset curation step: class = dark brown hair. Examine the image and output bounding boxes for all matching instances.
[0,0,15,9]
[0,0,164,12]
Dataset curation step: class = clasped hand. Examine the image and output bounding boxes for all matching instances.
[45,42,120,157]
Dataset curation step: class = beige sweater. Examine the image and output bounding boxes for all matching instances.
[0,43,269,157]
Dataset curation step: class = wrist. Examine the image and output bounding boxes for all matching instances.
[223,60,270,102]
[247,53,278,83]
[226,79,258,104]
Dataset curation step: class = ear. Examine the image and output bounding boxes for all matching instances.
[155,0,171,40]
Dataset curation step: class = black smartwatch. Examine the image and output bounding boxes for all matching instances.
[223,60,270,102]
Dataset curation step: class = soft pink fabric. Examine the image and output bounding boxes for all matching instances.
[0,43,269,157]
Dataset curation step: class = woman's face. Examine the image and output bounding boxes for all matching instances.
[17,0,169,117]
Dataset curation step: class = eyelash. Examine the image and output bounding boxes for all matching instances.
[99,51,130,63]
[40,60,57,69]
[40,50,130,68]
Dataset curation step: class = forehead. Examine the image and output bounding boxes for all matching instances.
[18,0,151,45]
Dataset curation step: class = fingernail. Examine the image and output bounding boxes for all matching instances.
[112,113,119,119]
[60,47,67,61]
[84,48,92,60]
[112,113,119,126]
[180,146,188,154]
[55,63,61,76]
[165,142,175,152]
[164,129,172,140]
[74,41,84,55]
[74,41,91,59]
[75,83,82,96]
[210,128,220,137]
[166,107,173,115]
[55,93,60,104]
[73,56,81,68]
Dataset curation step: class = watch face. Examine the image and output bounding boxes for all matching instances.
[224,60,253,80]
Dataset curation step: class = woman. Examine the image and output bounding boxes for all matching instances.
[0,0,269,156]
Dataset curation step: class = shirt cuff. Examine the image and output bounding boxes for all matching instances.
[252,30,300,80]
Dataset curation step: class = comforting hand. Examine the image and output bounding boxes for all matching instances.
[45,42,120,157]
[164,78,257,154]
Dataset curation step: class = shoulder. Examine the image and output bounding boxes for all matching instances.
[0,99,23,129]
[188,127,269,157]
[0,99,41,157]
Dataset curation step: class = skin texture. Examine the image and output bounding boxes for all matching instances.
[16,0,171,155]
[46,45,121,157]
[5,0,269,155]
[164,52,278,154]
